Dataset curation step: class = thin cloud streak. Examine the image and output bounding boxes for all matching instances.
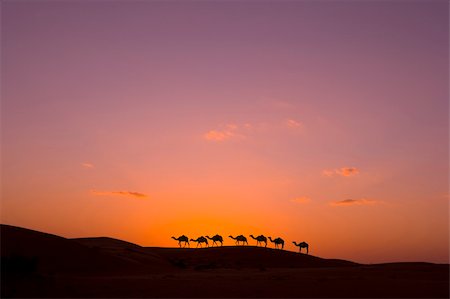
[285,119,303,129]
[203,123,243,141]
[204,119,304,142]
[204,130,233,141]
[322,167,359,177]
[330,198,380,206]
[82,162,94,168]
[91,190,148,198]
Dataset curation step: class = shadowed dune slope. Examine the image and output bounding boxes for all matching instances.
[72,237,358,270]
[2,225,448,298]
[147,246,359,269]
[0,224,168,274]
[72,237,169,266]
[72,237,142,249]
[2,224,359,274]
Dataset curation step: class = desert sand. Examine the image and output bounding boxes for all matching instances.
[1,224,448,298]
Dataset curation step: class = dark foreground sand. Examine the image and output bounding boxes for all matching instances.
[1,224,448,298]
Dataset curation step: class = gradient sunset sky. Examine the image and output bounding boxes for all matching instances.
[2,0,448,263]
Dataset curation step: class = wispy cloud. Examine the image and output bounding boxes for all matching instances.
[204,118,305,142]
[322,167,359,177]
[91,190,148,198]
[291,197,311,204]
[285,119,303,129]
[330,198,379,206]
[203,124,242,142]
[204,130,233,141]
[337,167,359,176]
[82,162,94,169]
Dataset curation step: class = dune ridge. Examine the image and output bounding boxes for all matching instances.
[1,224,448,298]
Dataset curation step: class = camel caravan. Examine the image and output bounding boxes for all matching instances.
[171,234,309,254]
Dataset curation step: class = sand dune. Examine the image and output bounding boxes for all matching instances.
[147,246,358,269]
[73,236,357,269]
[1,224,168,274]
[1,224,448,298]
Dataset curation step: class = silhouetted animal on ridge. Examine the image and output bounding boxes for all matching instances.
[190,236,209,248]
[293,241,309,254]
[171,235,189,247]
[206,234,223,246]
[250,234,267,247]
[268,237,284,249]
[228,235,248,245]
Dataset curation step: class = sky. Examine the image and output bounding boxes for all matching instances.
[1,0,448,264]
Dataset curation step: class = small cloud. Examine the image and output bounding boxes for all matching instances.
[91,190,148,199]
[291,197,311,204]
[337,167,359,177]
[82,162,94,169]
[204,119,305,142]
[204,130,232,141]
[285,119,303,129]
[330,198,379,206]
[203,124,240,142]
[322,167,359,177]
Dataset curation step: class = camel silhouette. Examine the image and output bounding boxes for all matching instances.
[206,234,223,246]
[268,237,284,249]
[250,235,267,247]
[293,241,309,254]
[171,235,190,248]
[228,235,248,245]
[190,236,209,248]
